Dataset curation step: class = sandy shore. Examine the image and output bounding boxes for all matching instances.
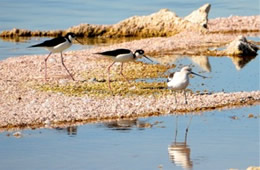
[0,15,260,131]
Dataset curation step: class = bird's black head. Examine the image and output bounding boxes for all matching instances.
[134,49,145,56]
[65,32,83,44]
[65,32,76,39]
[133,49,153,62]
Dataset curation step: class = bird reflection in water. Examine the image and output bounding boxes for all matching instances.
[55,126,78,136]
[103,119,156,131]
[168,116,193,170]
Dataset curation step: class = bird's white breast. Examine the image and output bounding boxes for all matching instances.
[167,72,189,90]
[45,40,72,53]
[114,53,134,62]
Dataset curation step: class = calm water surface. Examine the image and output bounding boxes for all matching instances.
[0,0,259,59]
[0,1,259,169]
[136,52,259,93]
[0,106,259,170]
[1,0,258,31]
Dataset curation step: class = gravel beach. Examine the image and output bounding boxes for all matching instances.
[0,15,259,131]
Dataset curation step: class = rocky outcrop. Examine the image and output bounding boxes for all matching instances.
[184,3,211,28]
[1,3,259,39]
[225,36,258,56]
[247,166,260,170]
[0,28,64,37]
[109,8,206,37]
[0,4,210,38]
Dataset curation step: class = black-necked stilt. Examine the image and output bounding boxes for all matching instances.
[167,66,206,104]
[29,32,82,81]
[95,48,153,89]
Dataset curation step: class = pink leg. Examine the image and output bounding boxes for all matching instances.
[120,62,130,83]
[184,90,188,104]
[44,52,52,82]
[107,61,116,90]
[60,52,75,81]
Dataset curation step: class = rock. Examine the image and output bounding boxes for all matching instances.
[59,79,69,85]
[0,4,210,38]
[44,119,51,126]
[225,36,258,56]
[13,132,22,138]
[247,166,260,170]
[229,115,239,120]
[88,77,97,82]
[49,58,57,63]
[184,3,211,28]
[248,113,255,118]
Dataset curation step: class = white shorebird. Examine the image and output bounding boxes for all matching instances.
[95,48,153,89]
[29,32,82,81]
[167,66,206,104]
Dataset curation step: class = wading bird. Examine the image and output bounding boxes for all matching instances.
[167,66,206,104]
[29,32,82,81]
[95,48,153,89]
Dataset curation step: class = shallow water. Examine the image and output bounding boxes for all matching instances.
[1,0,258,32]
[136,51,260,93]
[168,53,259,93]
[1,105,259,170]
[1,1,259,169]
[0,0,259,60]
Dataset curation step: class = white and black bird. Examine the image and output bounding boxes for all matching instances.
[95,48,153,89]
[167,66,206,104]
[29,32,82,81]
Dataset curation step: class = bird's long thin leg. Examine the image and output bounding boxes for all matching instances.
[184,90,188,104]
[120,62,130,84]
[184,115,193,144]
[60,52,75,81]
[174,90,177,104]
[44,52,52,82]
[174,116,178,143]
[107,61,116,90]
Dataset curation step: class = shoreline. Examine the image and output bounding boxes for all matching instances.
[0,5,259,38]
[0,87,259,130]
[0,14,259,131]
[1,94,259,132]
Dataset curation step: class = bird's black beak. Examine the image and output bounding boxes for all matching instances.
[143,55,153,62]
[75,38,83,45]
[191,71,207,78]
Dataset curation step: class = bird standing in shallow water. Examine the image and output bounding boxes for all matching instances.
[167,66,206,104]
[95,48,153,90]
[29,32,82,81]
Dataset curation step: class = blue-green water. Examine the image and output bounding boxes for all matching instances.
[1,0,258,32]
[0,0,259,60]
[0,106,259,170]
[0,1,259,169]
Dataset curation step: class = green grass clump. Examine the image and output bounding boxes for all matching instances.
[36,81,171,98]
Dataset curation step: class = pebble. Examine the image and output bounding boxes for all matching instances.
[248,113,255,118]
[49,58,57,63]
[59,79,69,85]
[13,132,22,138]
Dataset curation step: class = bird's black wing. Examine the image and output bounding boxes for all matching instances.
[29,36,66,47]
[95,49,131,57]
[167,72,175,82]
[169,72,175,78]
